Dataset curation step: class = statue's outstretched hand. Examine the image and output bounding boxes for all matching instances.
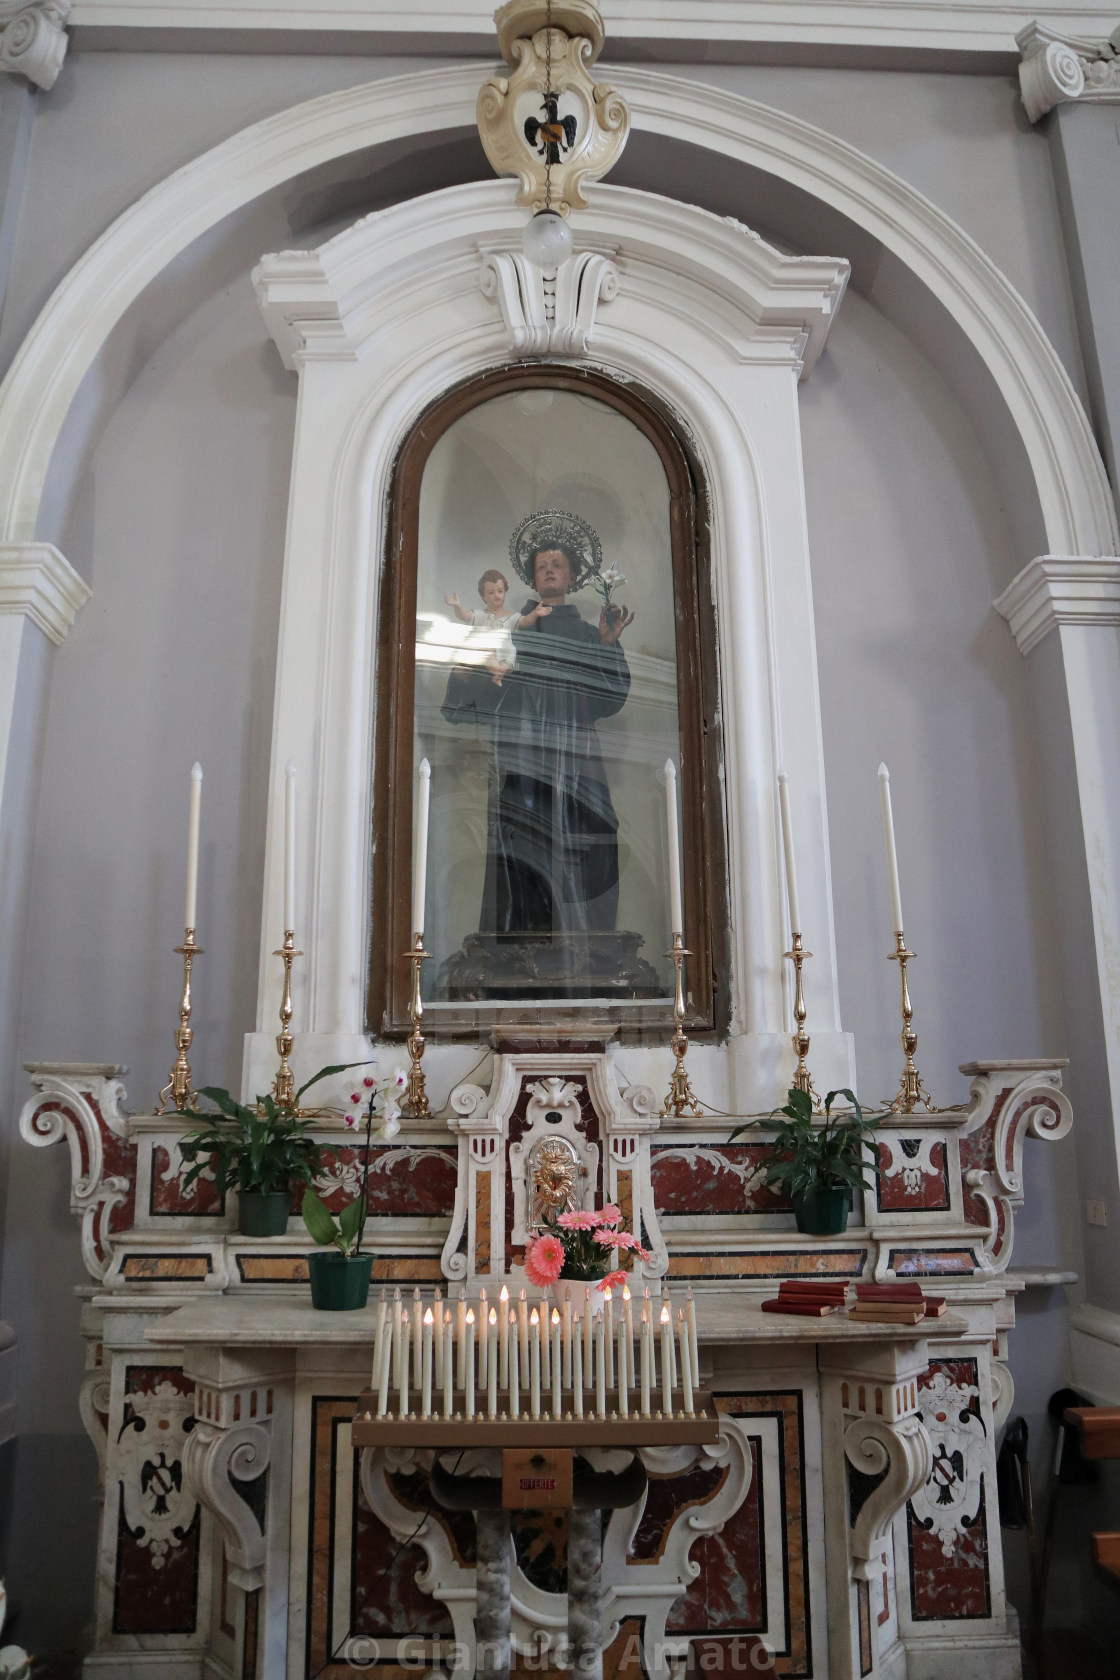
[599,603,635,644]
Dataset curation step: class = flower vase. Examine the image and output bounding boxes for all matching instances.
[556,1277,607,1317]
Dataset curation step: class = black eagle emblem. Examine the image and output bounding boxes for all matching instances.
[525,94,578,165]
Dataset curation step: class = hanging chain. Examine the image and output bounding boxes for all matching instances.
[544,0,553,212]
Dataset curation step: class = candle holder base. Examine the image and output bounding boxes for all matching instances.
[784,934,821,1110]
[885,936,935,1115]
[272,931,303,1114]
[405,937,432,1118]
[156,930,203,1115]
[660,936,703,1119]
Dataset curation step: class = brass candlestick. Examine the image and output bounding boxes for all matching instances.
[887,931,933,1113]
[272,929,302,1112]
[405,933,431,1118]
[785,932,820,1107]
[156,928,203,1113]
[661,932,703,1118]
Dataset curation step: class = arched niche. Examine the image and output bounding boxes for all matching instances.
[245,178,857,1112]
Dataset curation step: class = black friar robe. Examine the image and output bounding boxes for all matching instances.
[440,599,630,937]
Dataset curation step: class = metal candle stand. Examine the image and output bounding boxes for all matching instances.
[887,930,934,1114]
[272,929,302,1111]
[661,931,702,1118]
[156,928,202,1113]
[404,934,431,1118]
[785,930,821,1108]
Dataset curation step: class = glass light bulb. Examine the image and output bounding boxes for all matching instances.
[521,209,573,268]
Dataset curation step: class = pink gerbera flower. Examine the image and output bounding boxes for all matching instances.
[524,1234,565,1288]
[557,1210,598,1230]
[596,1269,628,1293]
[597,1204,623,1226]
[594,1228,619,1245]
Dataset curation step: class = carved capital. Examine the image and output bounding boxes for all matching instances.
[181,1414,272,1591]
[480,248,618,357]
[1018,22,1120,122]
[20,1063,135,1280]
[0,2,71,90]
[478,2,629,215]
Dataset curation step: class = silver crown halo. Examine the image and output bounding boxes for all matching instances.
[509,508,603,590]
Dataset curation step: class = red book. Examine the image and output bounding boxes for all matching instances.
[778,1281,848,1295]
[855,1283,924,1299]
[923,1297,947,1316]
[762,1299,841,1317]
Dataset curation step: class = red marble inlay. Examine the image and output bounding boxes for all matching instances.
[664,1452,762,1630]
[651,1145,791,1216]
[313,1145,458,1218]
[93,1097,138,1240]
[875,1140,950,1213]
[353,1469,455,1637]
[151,1145,224,1216]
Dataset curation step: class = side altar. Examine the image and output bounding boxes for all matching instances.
[22,1049,1070,1680]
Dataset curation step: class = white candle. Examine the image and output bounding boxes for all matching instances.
[399,1320,410,1417]
[433,1288,443,1386]
[562,1297,572,1388]
[583,1295,594,1388]
[479,1287,489,1374]
[622,1285,635,1391]
[551,1308,562,1418]
[617,1318,629,1416]
[508,1310,520,1417]
[443,1313,454,1418]
[678,1308,694,1414]
[185,762,202,930]
[572,1319,583,1417]
[422,1308,434,1418]
[283,760,296,932]
[412,757,431,936]
[464,1310,475,1420]
[530,1308,541,1420]
[596,1315,607,1418]
[878,763,905,935]
[412,1289,424,1390]
[377,1330,392,1418]
[457,1287,466,1385]
[604,1288,615,1389]
[518,1290,530,1386]
[640,1312,651,1417]
[664,1292,677,1390]
[686,1289,699,1382]
[392,1288,403,1390]
[373,1289,387,1389]
[499,1285,510,1388]
[664,758,684,936]
[488,1308,499,1419]
[660,1305,673,1416]
[541,1291,551,1386]
[777,769,801,938]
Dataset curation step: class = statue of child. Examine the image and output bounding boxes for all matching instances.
[444,568,551,685]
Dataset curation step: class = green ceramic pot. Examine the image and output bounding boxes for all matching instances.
[308,1251,373,1311]
[792,1184,852,1236]
[237,1189,291,1237]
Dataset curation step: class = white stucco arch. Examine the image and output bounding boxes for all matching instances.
[0,62,1113,562]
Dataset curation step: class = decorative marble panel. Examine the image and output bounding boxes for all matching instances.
[875,1140,950,1214]
[906,1359,991,1621]
[651,1145,791,1216]
[113,1366,200,1636]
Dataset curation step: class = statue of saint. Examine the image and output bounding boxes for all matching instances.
[440,510,635,954]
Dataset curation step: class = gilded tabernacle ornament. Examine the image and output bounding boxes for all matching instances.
[477,0,630,215]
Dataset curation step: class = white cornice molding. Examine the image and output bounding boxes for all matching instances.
[1,2,71,89]
[0,542,90,643]
[994,554,1120,654]
[0,65,1114,561]
[64,3,1120,62]
[253,182,849,377]
[1017,19,1120,120]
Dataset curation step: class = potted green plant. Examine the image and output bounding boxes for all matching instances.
[301,1065,406,1311]
[179,1063,368,1237]
[731,1085,880,1236]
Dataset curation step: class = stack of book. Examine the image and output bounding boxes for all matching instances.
[848,1282,947,1324]
[761,1279,848,1317]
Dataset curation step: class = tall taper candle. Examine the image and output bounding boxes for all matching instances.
[664,758,684,936]
[479,1287,489,1375]
[518,1289,530,1385]
[551,1309,562,1418]
[377,1330,392,1418]
[878,763,904,934]
[499,1285,510,1388]
[283,761,296,931]
[686,1288,699,1383]
[622,1284,635,1391]
[640,1311,651,1417]
[660,1304,673,1416]
[678,1308,694,1414]
[562,1296,572,1389]
[540,1291,551,1386]
[421,1308,433,1418]
[508,1310,520,1418]
[399,1320,410,1418]
[604,1288,615,1389]
[443,1312,454,1419]
[487,1308,498,1419]
[596,1314,607,1418]
[433,1287,443,1386]
[373,1288,387,1389]
[392,1289,403,1390]
[572,1319,583,1418]
[412,1288,423,1389]
[777,768,801,937]
[583,1294,594,1389]
[665,1293,677,1390]
[412,757,431,936]
[185,762,203,929]
[617,1318,629,1417]
[457,1287,466,1385]
[530,1308,541,1420]
[464,1309,475,1420]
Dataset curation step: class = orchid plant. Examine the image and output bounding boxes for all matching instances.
[524,1202,652,1293]
[300,1065,407,1259]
